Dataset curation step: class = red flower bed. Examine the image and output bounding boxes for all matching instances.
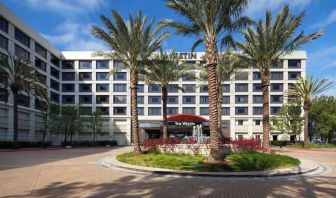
[229,138,264,153]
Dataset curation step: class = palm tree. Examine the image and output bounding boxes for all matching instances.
[140,50,195,139]
[235,5,323,149]
[163,0,250,161]
[199,51,247,137]
[0,53,45,148]
[289,76,333,148]
[91,10,169,153]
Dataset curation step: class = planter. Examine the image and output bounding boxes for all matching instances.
[157,144,233,156]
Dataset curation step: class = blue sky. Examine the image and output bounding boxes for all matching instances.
[1,0,336,95]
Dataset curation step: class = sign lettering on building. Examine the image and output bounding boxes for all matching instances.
[175,52,197,60]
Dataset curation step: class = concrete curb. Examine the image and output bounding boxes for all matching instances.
[101,152,319,178]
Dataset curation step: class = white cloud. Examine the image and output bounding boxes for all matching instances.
[41,22,107,51]
[311,9,336,28]
[308,46,336,70]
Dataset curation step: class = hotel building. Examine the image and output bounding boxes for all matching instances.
[0,4,305,145]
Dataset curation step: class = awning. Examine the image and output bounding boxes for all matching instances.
[167,114,208,123]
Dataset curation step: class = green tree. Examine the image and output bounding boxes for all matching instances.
[41,101,60,148]
[91,10,168,153]
[289,76,333,148]
[86,110,103,146]
[59,105,83,147]
[163,0,251,161]
[140,50,195,138]
[235,5,323,149]
[0,53,46,148]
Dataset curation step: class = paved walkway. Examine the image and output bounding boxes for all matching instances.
[0,147,335,198]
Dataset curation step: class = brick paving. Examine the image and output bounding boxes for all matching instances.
[0,147,335,198]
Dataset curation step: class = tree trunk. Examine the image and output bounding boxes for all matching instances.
[42,126,47,149]
[217,86,223,140]
[130,68,141,153]
[162,86,168,139]
[303,105,310,148]
[205,38,223,161]
[261,71,270,149]
[12,91,18,149]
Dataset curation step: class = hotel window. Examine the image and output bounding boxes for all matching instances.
[235,107,248,115]
[148,107,161,115]
[182,84,196,93]
[168,96,178,104]
[183,107,195,114]
[235,72,248,80]
[253,72,261,80]
[50,79,59,91]
[50,92,59,103]
[253,107,262,115]
[97,107,109,115]
[148,96,161,104]
[138,107,144,115]
[235,83,248,92]
[254,120,262,126]
[288,60,301,68]
[235,95,248,104]
[271,83,283,92]
[113,72,127,81]
[113,83,127,92]
[0,34,7,50]
[35,57,46,71]
[253,95,263,104]
[168,84,179,93]
[35,43,46,58]
[80,107,92,115]
[182,72,195,81]
[200,85,208,93]
[96,95,109,104]
[271,95,283,103]
[96,60,109,69]
[222,84,230,93]
[96,84,109,92]
[0,16,8,33]
[18,94,30,107]
[79,95,92,104]
[79,60,92,69]
[236,120,244,126]
[167,107,178,115]
[137,96,144,104]
[15,28,30,47]
[222,107,230,115]
[200,96,209,104]
[113,60,125,68]
[62,95,75,104]
[96,72,109,81]
[200,107,209,115]
[62,72,75,81]
[35,99,46,111]
[15,44,30,61]
[253,83,262,92]
[272,60,283,68]
[0,88,7,102]
[62,60,74,69]
[62,84,75,92]
[79,72,92,81]
[183,96,195,104]
[148,84,160,93]
[50,67,59,79]
[113,95,127,104]
[271,107,281,115]
[288,72,301,80]
[271,72,283,80]
[79,84,92,92]
[133,84,142,93]
[50,54,60,67]
[222,96,230,104]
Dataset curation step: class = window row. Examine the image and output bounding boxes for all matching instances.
[62,72,127,81]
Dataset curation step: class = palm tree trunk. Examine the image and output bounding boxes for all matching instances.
[217,86,223,140]
[261,71,270,149]
[162,86,168,139]
[12,91,18,148]
[303,105,310,148]
[130,68,141,153]
[205,38,222,161]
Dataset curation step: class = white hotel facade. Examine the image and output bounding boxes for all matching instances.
[0,4,305,145]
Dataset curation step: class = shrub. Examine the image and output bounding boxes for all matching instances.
[143,137,182,152]
[0,141,52,148]
[229,138,264,153]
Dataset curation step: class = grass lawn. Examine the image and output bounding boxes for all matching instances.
[117,152,300,172]
[286,143,336,149]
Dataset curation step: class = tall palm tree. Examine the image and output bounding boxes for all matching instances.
[235,5,323,149]
[0,53,45,148]
[163,0,250,161]
[91,10,169,153]
[140,50,195,139]
[289,76,333,148]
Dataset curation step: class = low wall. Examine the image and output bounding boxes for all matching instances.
[157,144,233,156]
